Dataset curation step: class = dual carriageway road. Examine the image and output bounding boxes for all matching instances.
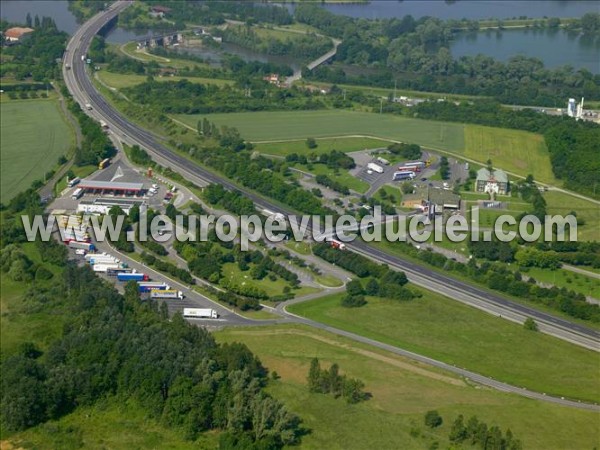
[61,0,599,411]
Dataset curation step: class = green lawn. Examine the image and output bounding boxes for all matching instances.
[285,241,312,255]
[287,291,600,403]
[215,324,600,450]
[0,99,73,202]
[96,70,233,89]
[254,136,389,157]
[522,267,600,299]
[464,125,556,184]
[175,110,466,152]
[543,190,600,242]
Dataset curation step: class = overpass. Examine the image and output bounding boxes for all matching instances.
[62,0,600,411]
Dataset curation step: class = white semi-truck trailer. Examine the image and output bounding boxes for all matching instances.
[183,308,218,319]
[150,289,184,300]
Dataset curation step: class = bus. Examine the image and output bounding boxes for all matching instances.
[67,177,81,188]
[71,188,84,200]
[98,158,110,169]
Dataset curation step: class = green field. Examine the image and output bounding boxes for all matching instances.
[543,190,600,242]
[96,70,233,89]
[175,110,466,151]
[523,267,600,299]
[215,324,600,450]
[464,124,556,184]
[287,291,600,403]
[254,136,389,156]
[176,110,559,186]
[0,100,73,202]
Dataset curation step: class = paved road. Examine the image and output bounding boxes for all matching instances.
[61,1,600,410]
[62,0,600,350]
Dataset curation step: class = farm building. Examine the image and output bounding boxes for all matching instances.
[475,168,509,195]
[4,27,34,42]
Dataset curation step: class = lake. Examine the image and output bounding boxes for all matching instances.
[311,1,600,21]
[2,0,598,72]
[450,28,600,72]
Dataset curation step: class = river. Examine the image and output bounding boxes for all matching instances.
[2,0,598,72]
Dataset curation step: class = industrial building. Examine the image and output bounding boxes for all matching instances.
[77,198,146,215]
[475,168,509,195]
[78,179,145,196]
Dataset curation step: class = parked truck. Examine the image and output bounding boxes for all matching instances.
[367,162,384,174]
[183,308,218,319]
[137,282,170,293]
[67,177,81,187]
[150,289,184,300]
[68,241,96,252]
[93,263,120,273]
[376,157,390,166]
[117,272,149,282]
[107,267,133,277]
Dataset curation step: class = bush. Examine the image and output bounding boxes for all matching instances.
[341,294,367,308]
[425,410,443,428]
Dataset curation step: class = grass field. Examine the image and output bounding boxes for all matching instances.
[543,190,600,242]
[0,100,73,202]
[254,136,389,156]
[96,70,233,89]
[287,291,599,403]
[215,324,600,450]
[5,398,216,449]
[175,110,466,152]
[523,267,600,299]
[464,125,556,184]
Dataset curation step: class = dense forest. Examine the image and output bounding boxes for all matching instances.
[0,189,303,447]
[296,5,600,106]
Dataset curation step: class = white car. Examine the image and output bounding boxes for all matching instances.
[75,249,86,255]
[152,184,158,189]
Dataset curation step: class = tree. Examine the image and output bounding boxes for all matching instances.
[307,358,322,393]
[346,279,364,296]
[424,410,443,428]
[305,137,317,149]
[449,415,467,443]
[523,317,538,331]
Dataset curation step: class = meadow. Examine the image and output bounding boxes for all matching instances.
[96,70,234,89]
[543,190,600,242]
[175,110,466,152]
[254,136,389,156]
[215,324,600,450]
[0,100,73,202]
[287,291,600,403]
[464,124,557,184]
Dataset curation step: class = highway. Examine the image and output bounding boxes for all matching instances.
[61,1,600,410]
